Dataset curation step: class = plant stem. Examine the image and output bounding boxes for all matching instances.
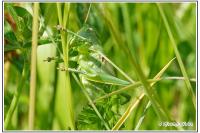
[94,76,196,102]
[94,79,160,102]
[28,3,39,130]
[112,58,175,130]
[100,4,171,124]
[132,50,170,120]
[134,101,151,130]
[4,61,10,92]
[49,50,59,129]
[56,3,74,129]
[4,62,29,129]
[84,4,92,24]
[157,3,196,108]
[112,92,145,130]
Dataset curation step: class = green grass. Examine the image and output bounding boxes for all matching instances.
[4,61,29,129]
[4,3,196,130]
[157,3,196,108]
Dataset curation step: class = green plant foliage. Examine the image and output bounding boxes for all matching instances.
[4,2,196,131]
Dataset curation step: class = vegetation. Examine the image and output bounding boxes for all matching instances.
[4,2,196,130]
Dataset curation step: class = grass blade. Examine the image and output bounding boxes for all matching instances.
[164,77,196,82]
[112,93,145,130]
[157,3,196,108]
[84,4,92,24]
[99,4,171,124]
[94,79,160,103]
[112,58,176,130]
[134,101,151,130]
[4,62,29,129]
[153,57,176,81]
[94,75,196,102]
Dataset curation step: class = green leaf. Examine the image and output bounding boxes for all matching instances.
[5,4,33,42]
[13,6,33,39]
[4,44,21,52]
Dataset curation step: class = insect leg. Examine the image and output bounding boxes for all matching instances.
[57,66,86,74]
[54,25,88,41]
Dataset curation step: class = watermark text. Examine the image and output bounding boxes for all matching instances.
[159,121,193,127]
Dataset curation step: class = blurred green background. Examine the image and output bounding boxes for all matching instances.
[4,3,196,130]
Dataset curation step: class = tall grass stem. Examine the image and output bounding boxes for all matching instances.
[56,3,74,129]
[28,3,39,130]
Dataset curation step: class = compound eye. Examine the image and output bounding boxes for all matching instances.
[88,28,93,31]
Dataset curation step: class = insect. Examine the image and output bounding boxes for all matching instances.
[48,25,131,129]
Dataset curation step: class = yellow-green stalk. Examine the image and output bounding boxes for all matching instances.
[28,3,39,130]
[56,3,74,129]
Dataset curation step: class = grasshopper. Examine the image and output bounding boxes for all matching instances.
[48,25,131,129]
